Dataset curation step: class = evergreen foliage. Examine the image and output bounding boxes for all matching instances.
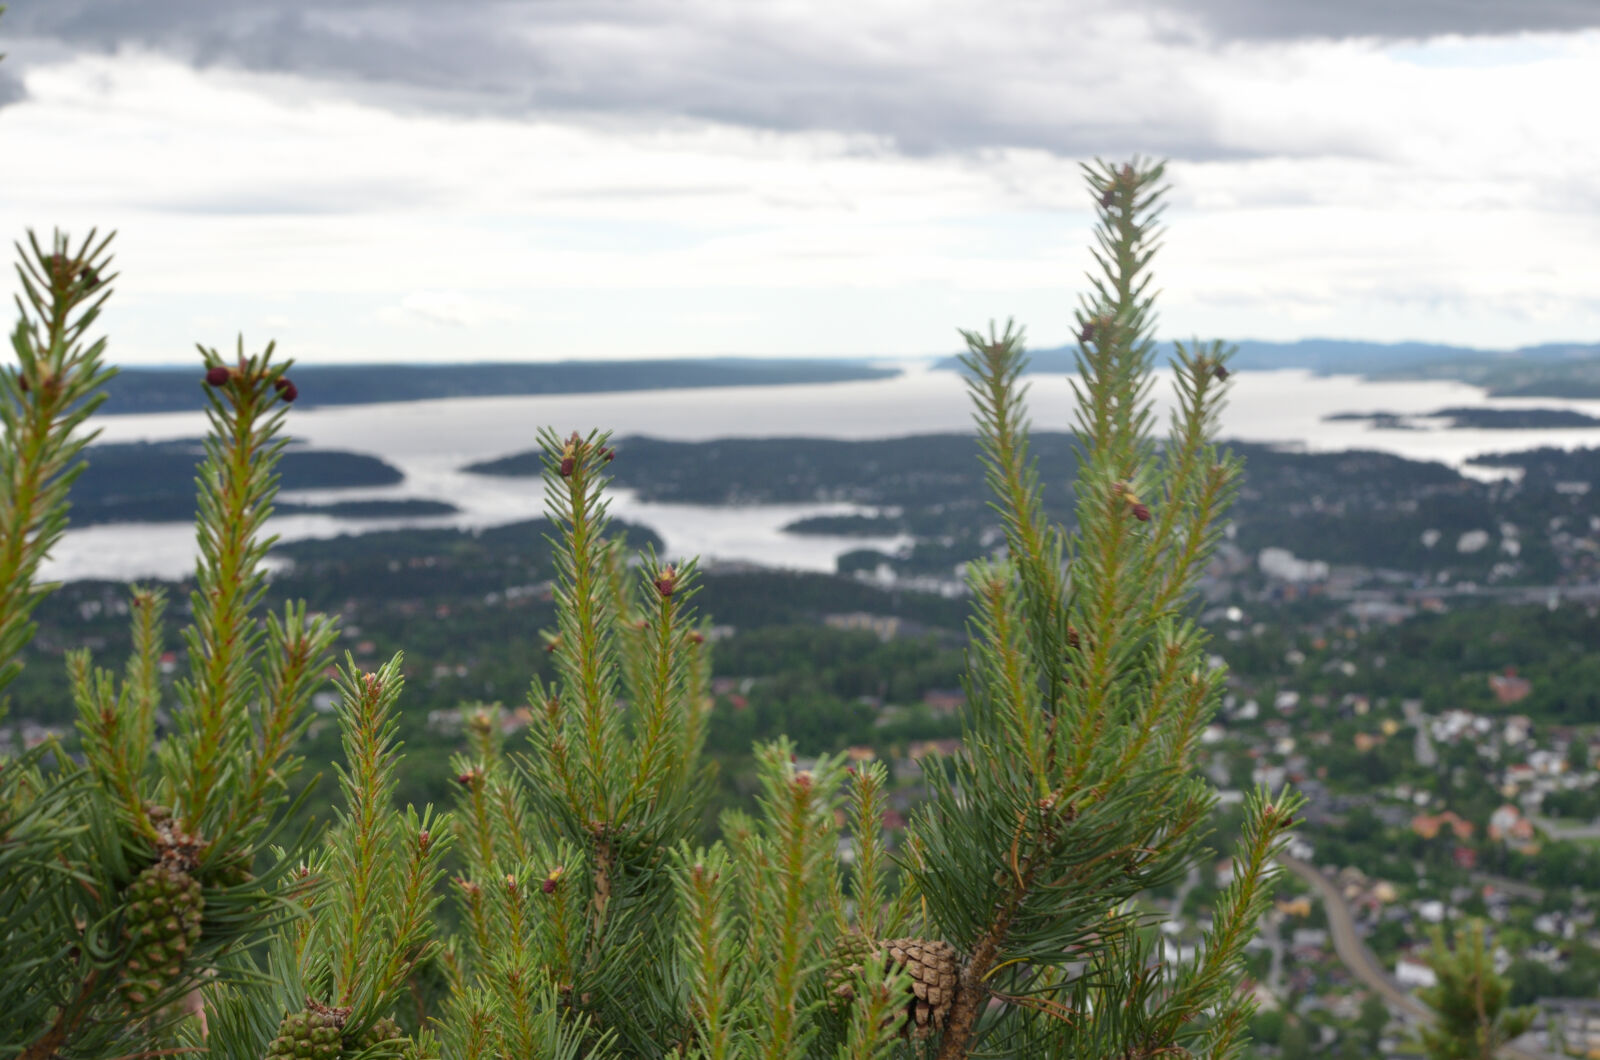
[2,158,1301,1058]
[1414,920,1535,1060]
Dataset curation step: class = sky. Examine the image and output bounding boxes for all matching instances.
[1,1,1598,366]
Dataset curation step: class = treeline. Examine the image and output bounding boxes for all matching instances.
[1295,600,1600,722]
[473,433,1600,582]
[97,358,899,413]
[71,440,409,524]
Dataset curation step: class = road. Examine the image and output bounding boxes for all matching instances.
[1278,856,1558,1060]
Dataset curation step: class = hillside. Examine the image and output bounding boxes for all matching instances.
[95,358,901,414]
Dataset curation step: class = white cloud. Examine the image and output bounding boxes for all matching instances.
[0,24,1595,362]
[376,291,523,329]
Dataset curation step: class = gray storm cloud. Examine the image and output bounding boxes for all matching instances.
[2,1,1595,154]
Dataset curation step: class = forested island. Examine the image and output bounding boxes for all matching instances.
[97,358,899,414]
[72,440,430,524]
[1327,407,1600,429]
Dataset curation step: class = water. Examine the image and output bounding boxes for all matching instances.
[44,364,1600,583]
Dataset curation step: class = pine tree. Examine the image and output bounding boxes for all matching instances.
[1414,920,1535,1060]
[1,233,339,1058]
[2,157,1299,1059]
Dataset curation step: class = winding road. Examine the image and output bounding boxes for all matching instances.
[1277,856,1557,1060]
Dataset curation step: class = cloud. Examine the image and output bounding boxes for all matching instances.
[1145,0,1600,41]
[376,291,522,329]
[0,0,1400,161]
[135,181,436,216]
[0,54,24,107]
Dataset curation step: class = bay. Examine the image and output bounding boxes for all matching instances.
[44,364,1600,583]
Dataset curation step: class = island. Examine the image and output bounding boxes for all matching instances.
[71,440,434,525]
[1326,407,1600,430]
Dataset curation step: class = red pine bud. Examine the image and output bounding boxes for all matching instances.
[18,375,28,393]
[559,456,575,478]
[205,366,231,387]
[1099,187,1115,208]
[602,447,615,463]
[1078,320,1096,344]
[542,866,563,894]
[1213,364,1229,381]
[274,377,298,402]
[654,565,678,598]
[418,830,432,852]
[689,630,705,645]
[1131,503,1151,522]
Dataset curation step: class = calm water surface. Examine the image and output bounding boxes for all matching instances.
[46,365,1600,583]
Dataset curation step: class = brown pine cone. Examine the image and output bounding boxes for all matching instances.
[883,937,960,1038]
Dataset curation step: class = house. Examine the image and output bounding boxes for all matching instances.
[1489,669,1532,706]
[824,612,902,642]
[1412,811,1474,841]
[1395,957,1438,989]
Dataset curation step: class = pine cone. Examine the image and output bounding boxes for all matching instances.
[119,861,204,1007]
[347,1015,416,1058]
[265,1003,347,1060]
[883,937,959,1039]
[825,931,879,1010]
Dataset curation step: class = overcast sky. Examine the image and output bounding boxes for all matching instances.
[2,1,1598,366]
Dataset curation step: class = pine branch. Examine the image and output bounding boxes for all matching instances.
[842,762,893,941]
[959,323,1070,712]
[540,427,624,823]
[168,339,294,830]
[0,230,116,709]
[674,844,743,1060]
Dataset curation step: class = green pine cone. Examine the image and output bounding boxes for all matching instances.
[119,861,204,1008]
[347,1016,416,1058]
[265,1008,346,1060]
[825,931,879,1011]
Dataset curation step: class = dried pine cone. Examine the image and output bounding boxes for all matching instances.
[883,937,960,1038]
[265,1002,348,1060]
[119,861,204,1007]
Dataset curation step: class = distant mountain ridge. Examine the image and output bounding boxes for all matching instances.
[98,358,899,415]
[932,338,1600,397]
[934,338,1600,374]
